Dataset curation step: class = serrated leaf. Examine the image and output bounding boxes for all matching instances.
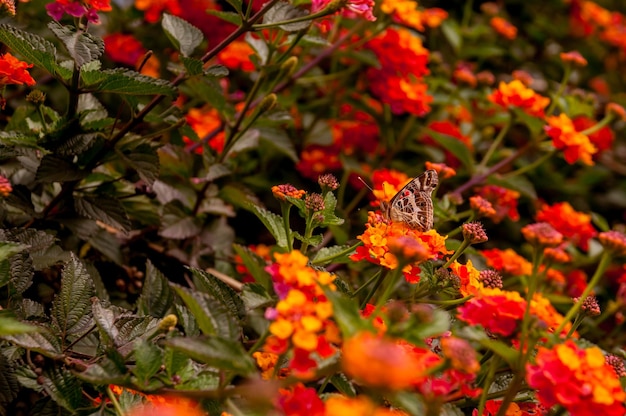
[205,64,229,78]
[75,196,131,232]
[311,244,358,266]
[54,133,101,156]
[181,56,204,76]
[183,77,230,116]
[77,357,130,386]
[262,1,311,32]
[159,207,202,239]
[425,129,474,170]
[118,143,160,185]
[330,373,356,397]
[162,14,204,57]
[244,203,288,249]
[207,9,243,25]
[137,260,173,318]
[0,241,28,264]
[41,367,83,411]
[2,229,68,271]
[0,131,41,150]
[81,68,177,96]
[164,336,256,376]
[319,192,344,226]
[92,300,119,347]
[51,254,95,340]
[133,340,163,386]
[9,252,34,294]
[0,354,20,413]
[48,21,104,67]
[190,268,245,320]
[114,316,160,354]
[35,155,87,183]
[4,325,63,359]
[0,23,60,76]
[171,284,240,340]
[232,244,271,288]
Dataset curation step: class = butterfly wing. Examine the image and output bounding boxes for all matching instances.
[386,170,438,231]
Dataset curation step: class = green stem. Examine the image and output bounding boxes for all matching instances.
[579,113,614,136]
[361,269,388,309]
[107,386,124,416]
[442,239,471,269]
[502,148,554,179]
[554,251,612,336]
[519,247,543,356]
[477,116,512,170]
[476,355,500,416]
[546,64,572,116]
[300,214,314,253]
[311,241,362,266]
[248,328,270,355]
[352,269,382,299]
[280,203,293,252]
[375,266,403,308]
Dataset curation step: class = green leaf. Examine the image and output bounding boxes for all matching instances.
[133,340,163,386]
[92,300,118,347]
[512,107,545,136]
[324,288,368,338]
[310,243,358,266]
[240,283,274,310]
[426,129,474,170]
[0,315,38,336]
[48,21,104,67]
[161,14,204,57]
[4,325,64,359]
[221,0,242,13]
[440,19,461,53]
[77,357,130,386]
[232,244,272,288]
[81,68,177,96]
[0,353,19,414]
[118,143,160,186]
[328,374,355,398]
[181,56,204,76]
[319,192,344,226]
[390,391,427,416]
[207,10,243,26]
[54,133,101,156]
[41,367,83,412]
[0,241,28,264]
[262,1,311,32]
[183,77,230,116]
[191,268,245,320]
[0,23,60,76]
[205,64,229,78]
[51,254,95,339]
[137,260,173,318]
[245,33,269,65]
[244,203,288,249]
[35,155,87,183]
[258,127,298,162]
[2,229,68,270]
[172,284,240,340]
[164,336,256,376]
[9,252,34,295]
[159,203,202,239]
[75,196,131,232]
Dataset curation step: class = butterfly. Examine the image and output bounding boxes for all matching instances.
[379,169,438,231]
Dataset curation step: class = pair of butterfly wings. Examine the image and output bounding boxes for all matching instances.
[380,169,438,232]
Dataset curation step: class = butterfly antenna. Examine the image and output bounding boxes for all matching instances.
[357,176,374,192]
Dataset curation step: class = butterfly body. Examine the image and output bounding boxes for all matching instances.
[380,170,438,231]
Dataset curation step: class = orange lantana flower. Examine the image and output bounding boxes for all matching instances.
[490,17,517,40]
[535,201,597,251]
[488,79,550,118]
[0,52,36,86]
[342,331,442,390]
[480,248,532,276]
[545,113,597,165]
[457,287,527,336]
[526,341,626,416]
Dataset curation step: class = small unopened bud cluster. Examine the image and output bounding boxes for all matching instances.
[469,196,496,218]
[598,230,626,257]
[544,246,571,263]
[462,222,488,244]
[26,90,46,105]
[574,295,601,317]
[479,269,503,289]
[435,268,461,290]
[522,222,563,247]
[271,184,306,201]
[605,354,626,378]
[318,173,339,191]
[305,193,325,212]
